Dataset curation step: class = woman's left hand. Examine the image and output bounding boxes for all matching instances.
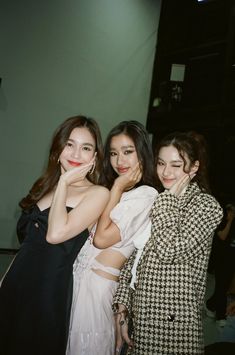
[60,158,95,186]
[113,162,142,192]
[169,173,196,197]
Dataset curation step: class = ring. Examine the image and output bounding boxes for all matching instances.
[119,319,125,326]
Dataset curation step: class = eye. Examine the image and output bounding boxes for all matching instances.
[110,151,117,157]
[124,149,135,155]
[172,165,182,168]
[83,146,92,152]
[157,161,164,166]
[66,142,73,147]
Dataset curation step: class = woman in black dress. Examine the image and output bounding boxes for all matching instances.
[0,115,109,355]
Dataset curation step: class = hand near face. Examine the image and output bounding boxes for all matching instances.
[114,162,142,192]
[169,172,196,197]
[60,157,95,186]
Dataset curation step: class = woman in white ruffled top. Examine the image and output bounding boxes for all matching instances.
[66,121,158,355]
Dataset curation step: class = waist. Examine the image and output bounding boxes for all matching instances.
[91,268,119,282]
[89,250,127,281]
[95,248,127,270]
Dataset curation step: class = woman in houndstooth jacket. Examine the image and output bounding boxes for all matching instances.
[113,131,223,355]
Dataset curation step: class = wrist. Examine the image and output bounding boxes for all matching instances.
[112,182,124,194]
[58,175,69,187]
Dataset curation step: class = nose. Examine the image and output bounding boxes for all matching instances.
[116,154,125,166]
[71,146,80,159]
[162,165,172,177]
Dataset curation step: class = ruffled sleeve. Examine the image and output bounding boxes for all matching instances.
[110,185,158,246]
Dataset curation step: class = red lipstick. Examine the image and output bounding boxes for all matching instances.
[68,160,81,167]
[117,167,129,174]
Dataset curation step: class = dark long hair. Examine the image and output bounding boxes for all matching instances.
[100,120,156,189]
[20,115,103,210]
[154,131,211,193]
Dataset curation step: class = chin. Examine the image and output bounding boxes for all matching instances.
[162,182,173,190]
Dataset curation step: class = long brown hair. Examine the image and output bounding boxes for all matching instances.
[20,115,103,210]
[154,131,211,193]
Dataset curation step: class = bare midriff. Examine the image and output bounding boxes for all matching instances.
[91,269,119,282]
[92,249,127,282]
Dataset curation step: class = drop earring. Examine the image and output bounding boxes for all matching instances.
[89,161,96,175]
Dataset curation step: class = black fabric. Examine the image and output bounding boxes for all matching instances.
[0,205,89,355]
[205,342,235,355]
[207,236,235,320]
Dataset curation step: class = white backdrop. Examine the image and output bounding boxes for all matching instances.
[0,0,161,247]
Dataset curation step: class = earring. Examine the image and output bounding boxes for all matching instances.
[57,158,60,164]
[89,161,96,175]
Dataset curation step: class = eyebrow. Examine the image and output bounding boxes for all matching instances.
[158,157,183,163]
[110,145,135,150]
[68,139,95,147]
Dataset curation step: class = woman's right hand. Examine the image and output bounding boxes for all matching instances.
[115,308,133,353]
[113,162,142,193]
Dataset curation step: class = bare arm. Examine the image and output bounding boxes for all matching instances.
[93,163,141,249]
[46,163,109,244]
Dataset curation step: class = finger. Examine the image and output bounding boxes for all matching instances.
[177,174,190,189]
[132,165,142,181]
[120,321,132,346]
[130,162,141,175]
[133,162,140,170]
[115,339,123,354]
[115,316,123,345]
[75,162,93,174]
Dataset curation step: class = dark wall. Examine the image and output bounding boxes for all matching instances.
[147,0,235,204]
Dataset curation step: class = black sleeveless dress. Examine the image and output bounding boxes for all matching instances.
[0,205,89,355]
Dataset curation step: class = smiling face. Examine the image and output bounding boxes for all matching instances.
[109,133,139,175]
[59,127,96,173]
[156,145,197,190]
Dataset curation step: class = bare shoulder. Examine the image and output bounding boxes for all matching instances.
[87,184,110,199]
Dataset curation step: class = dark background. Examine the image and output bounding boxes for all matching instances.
[146,0,235,205]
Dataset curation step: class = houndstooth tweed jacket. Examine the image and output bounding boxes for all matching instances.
[113,183,223,355]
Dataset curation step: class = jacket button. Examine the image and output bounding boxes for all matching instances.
[167,314,175,322]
